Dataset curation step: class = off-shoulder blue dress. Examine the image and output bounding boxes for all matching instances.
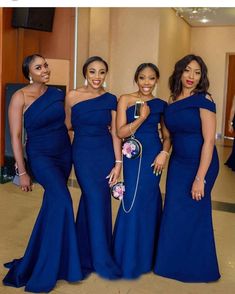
[113,98,167,279]
[3,87,83,293]
[154,94,220,282]
[71,92,122,279]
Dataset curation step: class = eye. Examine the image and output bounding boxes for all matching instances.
[138,76,145,80]
[35,66,41,70]
[150,77,156,80]
[44,63,49,68]
[195,71,201,75]
[100,71,106,75]
[184,68,190,72]
[89,70,95,74]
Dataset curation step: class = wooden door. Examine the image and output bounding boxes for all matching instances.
[225,54,235,138]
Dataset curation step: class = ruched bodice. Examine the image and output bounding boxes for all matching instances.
[71,92,116,137]
[164,94,217,162]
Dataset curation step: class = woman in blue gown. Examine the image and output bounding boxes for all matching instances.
[154,54,220,282]
[3,54,83,292]
[225,95,235,171]
[65,56,122,279]
[113,63,171,279]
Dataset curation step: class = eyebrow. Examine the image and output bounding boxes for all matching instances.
[88,67,106,71]
[186,65,201,71]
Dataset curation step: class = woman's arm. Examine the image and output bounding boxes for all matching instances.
[64,91,74,131]
[191,108,216,201]
[116,95,150,139]
[228,96,235,134]
[106,110,122,186]
[152,116,171,174]
[8,91,32,192]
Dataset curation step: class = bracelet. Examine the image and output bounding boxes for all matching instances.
[160,150,169,157]
[115,160,123,163]
[129,122,134,136]
[195,176,206,184]
[19,171,27,177]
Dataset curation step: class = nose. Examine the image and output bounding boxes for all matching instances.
[189,71,194,79]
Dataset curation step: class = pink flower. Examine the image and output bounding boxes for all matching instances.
[122,142,136,158]
[112,183,125,200]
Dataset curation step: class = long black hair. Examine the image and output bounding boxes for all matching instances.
[169,54,210,101]
[82,56,108,78]
[134,63,160,83]
[22,54,44,80]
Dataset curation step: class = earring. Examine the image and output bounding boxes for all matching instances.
[29,76,33,84]
[84,79,88,86]
[103,81,107,88]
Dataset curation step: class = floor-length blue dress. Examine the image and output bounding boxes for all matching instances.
[154,93,220,282]
[113,98,167,279]
[71,92,122,279]
[3,87,83,293]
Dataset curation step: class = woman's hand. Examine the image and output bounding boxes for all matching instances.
[20,173,33,192]
[139,103,150,120]
[151,151,168,175]
[106,163,122,187]
[191,177,205,201]
[228,124,234,134]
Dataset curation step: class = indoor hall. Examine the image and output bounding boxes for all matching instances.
[0,6,235,294]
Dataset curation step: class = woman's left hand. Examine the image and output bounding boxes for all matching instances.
[151,152,168,175]
[106,164,122,187]
[191,178,205,201]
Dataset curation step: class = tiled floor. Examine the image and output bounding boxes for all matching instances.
[0,141,234,294]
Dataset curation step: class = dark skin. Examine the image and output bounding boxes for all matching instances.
[65,61,122,186]
[9,56,50,192]
[175,60,216,201]
[116,67,171,174]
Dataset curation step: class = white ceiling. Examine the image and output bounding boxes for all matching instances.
[174,8,235,27]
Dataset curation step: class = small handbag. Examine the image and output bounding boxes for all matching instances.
[110,132,143,213]
[110,181,125,200]
[12,174,20,186]
[122,135,142,159]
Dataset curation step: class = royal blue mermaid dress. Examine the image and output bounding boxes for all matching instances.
[3,87,83,293]
[113,98,167,279]
[71,92,122,279]
[154,94,220,282]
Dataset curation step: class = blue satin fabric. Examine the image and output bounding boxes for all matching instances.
[154,94,220,282]
[71,92,122,279]
[113,98,167,279]
[3,87,83,293]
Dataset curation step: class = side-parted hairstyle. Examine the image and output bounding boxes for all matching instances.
[82,56,109,78]
[134,63,160,83]
[22,54,44,80]
[169,54,210,101]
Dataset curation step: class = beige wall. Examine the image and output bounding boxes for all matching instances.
[191,26,235,135]
[158,9,191,100]
[109,8,161,97]
[76,8,190,99]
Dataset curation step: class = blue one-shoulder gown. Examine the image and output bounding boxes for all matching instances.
[113,98,167,279]
[3,87,83,293]
[71,92,122,279]
[154,94,220,282]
